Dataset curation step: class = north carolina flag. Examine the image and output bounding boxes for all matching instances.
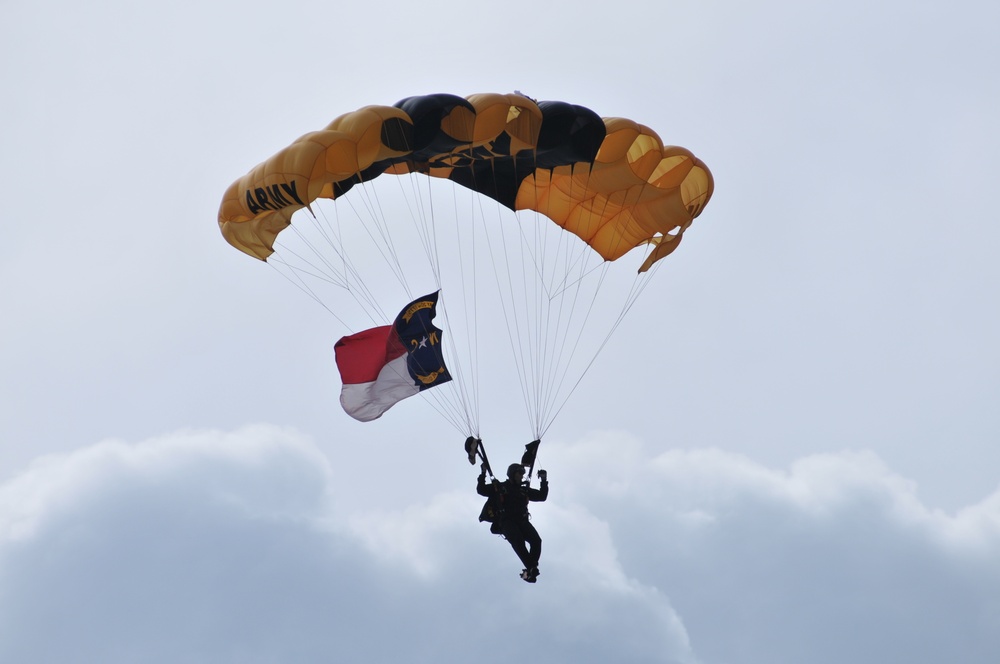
[334,291,452,422]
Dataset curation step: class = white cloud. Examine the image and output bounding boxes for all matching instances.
[2,427,999,663]
[0,427,695,664]
[543,432,1000,664]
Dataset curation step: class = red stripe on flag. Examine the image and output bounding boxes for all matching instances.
[334,325,407,384]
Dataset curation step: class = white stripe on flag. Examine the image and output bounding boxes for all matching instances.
[339,353,419,421]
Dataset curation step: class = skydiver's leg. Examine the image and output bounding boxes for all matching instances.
[501,522,533,570]
[523,522,541,570]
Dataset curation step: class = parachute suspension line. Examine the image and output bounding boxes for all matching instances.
[281,193,397,327]
[524,155,560,439]
[362,321,469,435]
[479,192,539,438]
[269,207,349,290]
[301,180,473,436]
[544,165,600,423]
[514,163,588,439]
[530,212,555,431]
[447,178,481,435]
[275,228,348,288]
[530,205,552,432]
[403,173,438,280]
[521,207,574,436]
[395,172,479,436]
[270,208,388,329]
[425,174,479,436]
[540,260,609,434]
[436,176,482,435]
[519,194,545,439]
[318,202,395,326]
[514,203,546,440]
[540,256,664,439]
[411,175,479,435]
[266,260,355,330]
[536,165,609,432]
[345,182,462,436]
[517,157,555,440]
[347,181,412,299]
[297,204,353,287]
[539,240,599,430]
[315,197,396,326]
[540,164,604,432]
[497,190,613,436]
[543,174,679,430]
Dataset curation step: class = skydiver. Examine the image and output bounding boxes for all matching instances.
[477,461,548,583]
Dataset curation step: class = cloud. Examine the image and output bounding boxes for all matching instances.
[543,432,1000,664]
[2,427,999,663]
[0,427,694,664]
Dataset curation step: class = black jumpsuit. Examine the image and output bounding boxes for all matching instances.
[478,473,548,572]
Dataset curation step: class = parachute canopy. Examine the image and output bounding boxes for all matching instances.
[217,93,715,440]
[218,92,713,273]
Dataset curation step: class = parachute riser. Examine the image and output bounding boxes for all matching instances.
[465,437,541,482]
[521,439,541,480]
[466,436,494,478]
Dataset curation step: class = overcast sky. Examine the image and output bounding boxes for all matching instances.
[2,1,999,662]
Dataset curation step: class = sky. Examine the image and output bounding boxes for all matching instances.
[2,0,999,662]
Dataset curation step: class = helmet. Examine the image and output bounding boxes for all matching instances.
[507,463,525,479]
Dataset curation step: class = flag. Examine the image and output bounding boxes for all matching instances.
[334,291,452,422]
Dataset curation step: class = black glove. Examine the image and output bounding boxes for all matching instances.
[538,469,547,481]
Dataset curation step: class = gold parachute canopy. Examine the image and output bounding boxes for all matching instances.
[218,93,714,272]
